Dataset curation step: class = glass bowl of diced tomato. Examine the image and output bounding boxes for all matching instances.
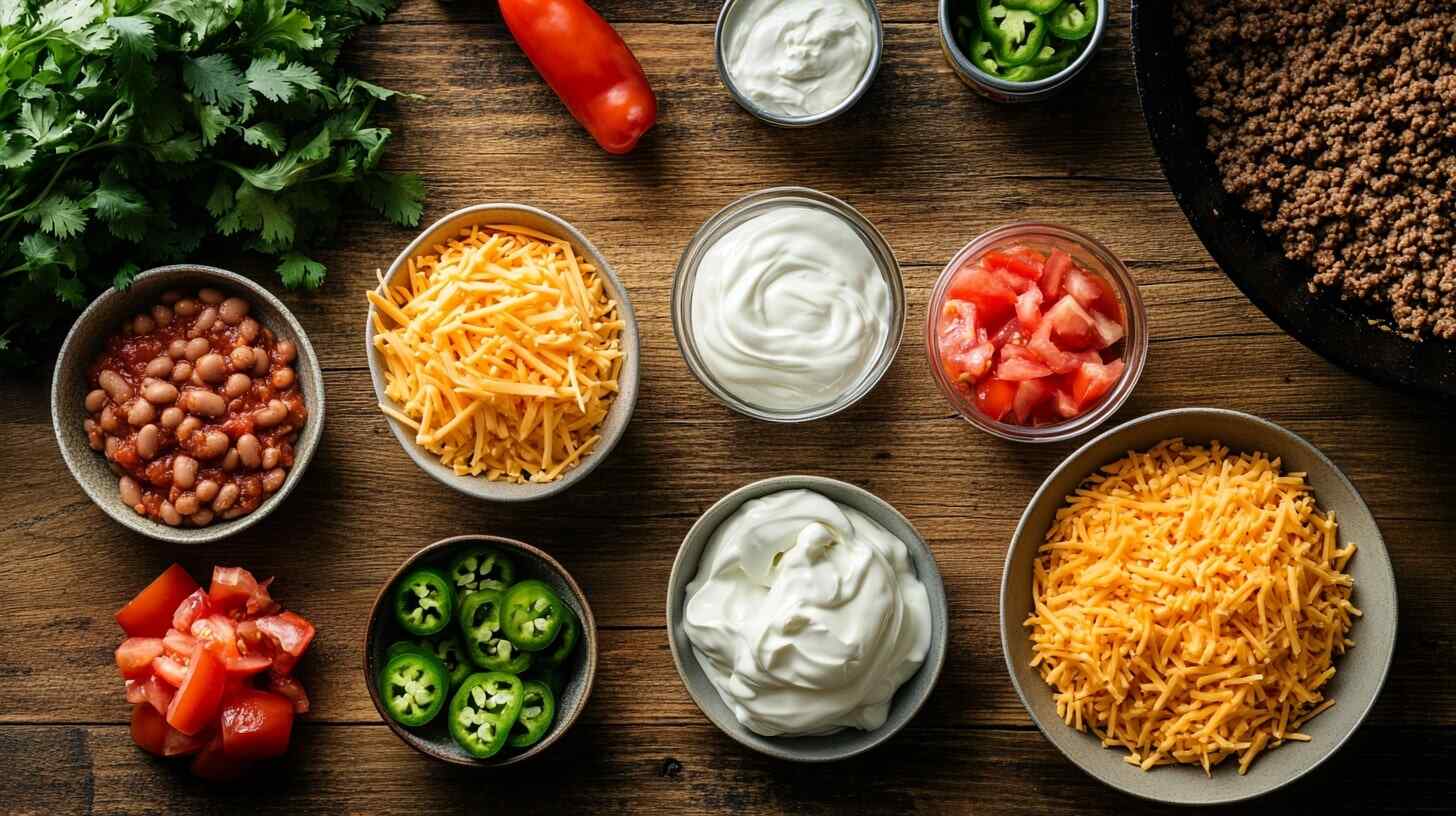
[927,222,1147,442]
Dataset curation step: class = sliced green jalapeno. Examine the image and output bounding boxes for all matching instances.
[449,672,523,759]
[447,545,516,594]
[393,567,455,636]
[977,0,1048,67]
[536,604,579,668]
[387,640,429,658]
[388,634,469,687]
[1048,0,1096,40]
[502,580,567,652]
[459,589,532,673]
[1003,0,1062,13]
[379,650,450,727]
[506,680,556,749]
[525,667,566,696]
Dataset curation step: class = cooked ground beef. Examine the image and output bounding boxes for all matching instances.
[1173,1,1456,339]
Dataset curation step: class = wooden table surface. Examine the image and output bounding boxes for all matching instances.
[4,1,1455,813]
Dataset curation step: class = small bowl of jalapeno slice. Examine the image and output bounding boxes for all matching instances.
[364,534,597,766]
[938,0,1103,103]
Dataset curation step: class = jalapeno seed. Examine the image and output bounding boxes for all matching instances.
[219,297,250,325]
[144,357,174,378]
[85,389,107,413]
[142,380,178,405]
[236,434,262,468]
[119,476,143,508]
[99,370,132,402]
[195,353,227,384]
[262,467,286,493]
[135,424,160,459]
[127,399,156,427]
[185,390,226,417]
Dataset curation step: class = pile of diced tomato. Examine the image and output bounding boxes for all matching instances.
[114,564,315,780]
[936,244,1128,425]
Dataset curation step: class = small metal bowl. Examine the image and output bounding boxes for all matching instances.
[715,0,884,126]
[937,0,1106,103]
[51,265,325,544]
[1001,408,1397,805]
[364,534,598,767]
[364,203,640,502]
[671,187,904,422]
[666,475,948,762]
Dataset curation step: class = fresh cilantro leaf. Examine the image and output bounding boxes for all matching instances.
[19,233,60,266]
[92,178,148,220]
[106,15,156,59]
[18,99,71,146]
[112,261,140,290]
[235,182,294,245]
[206,178,236,218]
[245,57,326,103]
[37,0,102,33]
[182,54,251,111]
[349,0,392,20]
[148,133,201,162]
[27,194,88,238]
[243,122,286,154]
[0,134,36,168]
[194,103,230,145]
[56,276,87,306]
[277,252,326,290]
[359,171,424,226]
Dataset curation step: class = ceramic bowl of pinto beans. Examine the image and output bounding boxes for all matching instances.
[51,265,325,544]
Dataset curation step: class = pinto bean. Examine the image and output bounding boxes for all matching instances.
[195,353,227,383]
[262,467,287,493]
[85,389,107,413]
[185,390,226,417]
[176,415,202,442]
[142,379,178,405]
[135,424,160,459]
[198,287,224,305]
[219,297,250,325]
[253,399,288,428]
[174,494,200,515]
[252,347,270,376]
[99,370,131,402]
[275,339,297,365]
[195,479,220,502]
[261,447,280,470]
[197,430,229,460]
[172,455,198,488]
[170,361,193,383]
[190,509,214,526]
[221,448,240,472]
[212,483,239,512]
[238,318,260,345]
[185,337,211,361]
[161,406,185,430]
[144,357,173,379]
[160,290,183,305]
[222,373,251,399]
[160,501,181,526]
[119,476,143,508]
[174,298,199,317]
[271,367,295,389]
[151,305,174,327]
[133,313,156,335]
[168,339,188,359]
[236,434,262,468]
[127,399,156,427]
[191,306,218,336]
[105,436,121,459]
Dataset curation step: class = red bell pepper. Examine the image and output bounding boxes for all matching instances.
[499,0,657,154]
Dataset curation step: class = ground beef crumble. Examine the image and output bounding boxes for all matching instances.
[1173,1,1456,339]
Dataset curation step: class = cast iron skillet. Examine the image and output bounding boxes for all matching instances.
[1131,1,1456,398]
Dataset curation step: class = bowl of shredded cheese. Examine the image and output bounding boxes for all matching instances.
[1001,408,1396,805]
[365,204,639,501]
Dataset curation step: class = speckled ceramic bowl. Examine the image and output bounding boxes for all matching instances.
[1001,408,1397,805]
[666,475,948,762]
[50,265,325,544]
[364,204,640,502]
[364,535,598,767]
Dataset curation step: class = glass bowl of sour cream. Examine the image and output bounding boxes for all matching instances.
[672,187,905,422]
[714,0,884,126]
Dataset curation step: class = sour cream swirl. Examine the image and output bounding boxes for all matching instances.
[682,489,932,737]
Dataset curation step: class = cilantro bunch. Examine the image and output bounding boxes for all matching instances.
[0,0,425,367]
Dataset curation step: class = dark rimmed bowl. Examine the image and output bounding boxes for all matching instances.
[363,534,598,767]
[50,265,325,544]
[1132,1,1456,397]
[1001,408,1397,805]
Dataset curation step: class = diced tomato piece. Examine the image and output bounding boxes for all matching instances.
[131,703,169,757]
[984,249,1044,280]
[1043,295,1097,349]
[116,637,164,680]
[1090,310,1125,349]
[947,263,1018,325]
[125,679,147,705]
[163,725,209,757]
[117,564,201,638]
[1012,378,1053,423]
[989,317,1026,348]
[166,647,226,736]
[268,673,311,714]
[1072,359,1126,408]
[1015,286,1043,331]
[190,731,249,782]
[208,567,276,616]
[226,655,274,677]
[163,628,198,660]
[142,674,176,716]
[1064,268,1104,309]
[1054,388,1082,418]
[253,612,315,676]
[938,299,980,342]
[220,690,295,761]
[938,300,996,381]
[944,340,996,382]
[192,614,241,662]
[236,619,265,648]
[996,345,1054,381]
[152,655,189,687]
[974,379,1019,422]
[1089,271,1124,322]
[1040,249,1073,299]
[172,589,212,633]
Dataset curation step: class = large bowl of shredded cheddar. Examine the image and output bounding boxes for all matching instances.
[1001,408,1396,806]
[365,204,639,501]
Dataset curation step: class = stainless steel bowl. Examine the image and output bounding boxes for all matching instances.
[937,0,1106,103]
[714,0,884,127]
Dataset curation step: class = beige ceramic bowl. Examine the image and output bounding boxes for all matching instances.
[364,204,640,501]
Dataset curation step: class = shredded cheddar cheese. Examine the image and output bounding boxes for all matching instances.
[368,224,625,483]
[1025,439,1359,775]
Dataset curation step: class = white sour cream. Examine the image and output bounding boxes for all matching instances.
[690,205,891,412]
[722,0,875,118]
[682,489,933,737]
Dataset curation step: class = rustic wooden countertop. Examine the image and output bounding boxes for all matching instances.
[3,1,1454,813]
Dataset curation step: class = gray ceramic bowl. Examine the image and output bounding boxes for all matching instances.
[666,475,948,761]
[51,265,325,544]
[364,204,640,502]
[1001,408,1397,805]
[363,534,598,767]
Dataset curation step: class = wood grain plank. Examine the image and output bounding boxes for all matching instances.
[2,722,1451,816]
